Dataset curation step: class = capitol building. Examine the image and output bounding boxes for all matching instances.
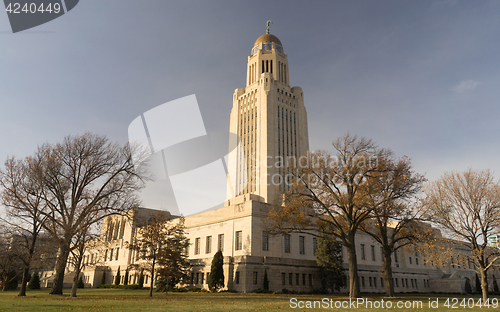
[41,28,487,294]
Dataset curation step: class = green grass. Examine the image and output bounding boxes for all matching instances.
[0,289,499,311]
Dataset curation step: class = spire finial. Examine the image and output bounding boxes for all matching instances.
[266,20,272,34]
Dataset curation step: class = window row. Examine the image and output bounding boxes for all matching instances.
[192,233,232,255]
[281,272,313,287]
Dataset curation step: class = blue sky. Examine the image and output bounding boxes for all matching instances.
[1,0,499,210]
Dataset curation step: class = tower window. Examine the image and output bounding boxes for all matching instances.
[262,232,269,251]
[235,231,242,250]
[284,234,291,253]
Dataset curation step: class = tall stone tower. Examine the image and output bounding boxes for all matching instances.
[227,28,309,204]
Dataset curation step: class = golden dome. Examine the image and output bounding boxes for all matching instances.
[253,34,282,47]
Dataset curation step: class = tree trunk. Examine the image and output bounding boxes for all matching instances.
[19,234,37,297]
[18,265,30,297]
[382,247,395,297]
[346,238,360,298]
[149,258,155,297]
[480,267,489,302]
[71,267,81,298]
[50,243,71,295]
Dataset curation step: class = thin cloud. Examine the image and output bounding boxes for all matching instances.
[454,80,481,93]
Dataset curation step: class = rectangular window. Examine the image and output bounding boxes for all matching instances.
[299,236,305,255]
[282,273,286,286]
[374,277,377,287]
[262,232,269,251]
[218,234,224,251]
[302,274,306,286]
[371,245,375,261]
[411,279,414,288]
[406,278,408,288]
[416,258,419,265]
[394,250,398,263]
[313,237,317,255]
[235,231,242,250]
[195,273,199,284]
[253,272,258,285]
[115,248,119,261]
[201,273,204,284]
[360,244,365,260]
[369,277,373,287]
[109,248,113,261]
[309,274,312,286]
[380,247,384,262]
[395,278,398,287]
[289,273,293,285]
[235,271,240,284]
[284,234,291,253]
[381,277,384,287]
[296,273,299,285]
[195,237,200,255]
[409,257,412,265]
[206,236,212,254]
[361,276,365,287]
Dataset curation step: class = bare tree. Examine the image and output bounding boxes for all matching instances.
[31,133,148,295]
[423,169,500,302]
[359,156,426,297]
[0,156,48,296]
[266,134,391,298]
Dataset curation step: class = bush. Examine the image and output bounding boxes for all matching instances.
[252,288,271,293]
[124,269,129,286]
[100,271,106,286]
[27,271,40,290]
[98,283,145,289]
[138,271,144,287]
[208,250,224,292]
[263,270,269,291]
[169,287,188,292]
[281,288,297,294]
[77,274,85,288]
[311,288,329,294]
[220,289,238,293]
[5,270,18,290]
[464,279,472,294]
[114,267,121,285]
[187,287,208,292]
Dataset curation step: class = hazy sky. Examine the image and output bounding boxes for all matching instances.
[1,0,499,210]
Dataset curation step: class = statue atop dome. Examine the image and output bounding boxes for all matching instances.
[266,20,272,34]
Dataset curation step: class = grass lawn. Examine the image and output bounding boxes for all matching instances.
[0,289,499,311]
